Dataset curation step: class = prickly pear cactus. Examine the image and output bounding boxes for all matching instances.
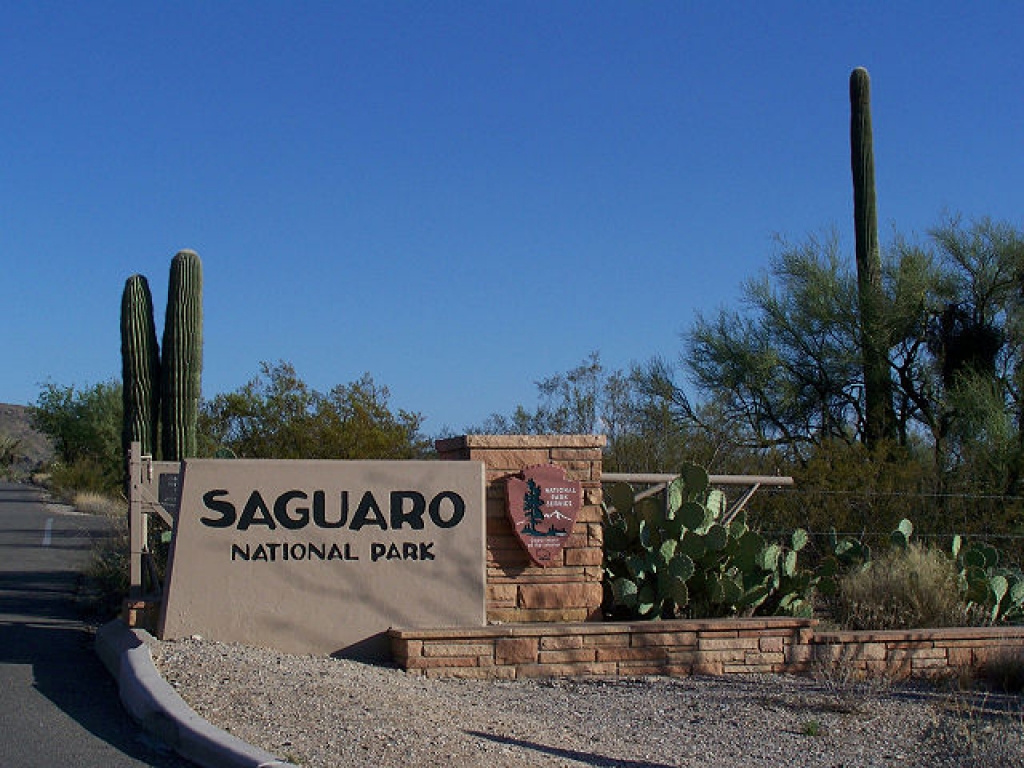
[120,274,161,459]
[957,538,1024,623]
[160,250,203,461]
[603,463,818,620]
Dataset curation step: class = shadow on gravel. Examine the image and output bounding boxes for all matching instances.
[465,729,677,767]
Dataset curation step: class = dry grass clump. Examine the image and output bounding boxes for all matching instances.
[81,512,130,618]
[834,543,969,630]
[927,689,1024,767]
[73,490,126,517]
[976,648,1024,694]
[67,490,129,617]
[75,491,169,618]
[809,641,896,714]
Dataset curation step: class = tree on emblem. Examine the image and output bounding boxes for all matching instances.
[522,478,545,535]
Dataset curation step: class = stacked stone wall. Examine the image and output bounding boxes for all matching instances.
[435,434,606,624]
[391,618,815,679]
[391,620,1024,681]
[812,626,1024,679]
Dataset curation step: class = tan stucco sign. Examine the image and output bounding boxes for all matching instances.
[159,459,486,658]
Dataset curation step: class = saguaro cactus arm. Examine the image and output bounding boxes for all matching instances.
[160,250,204,461]
[850,66,896,445]
[120,274,161,459]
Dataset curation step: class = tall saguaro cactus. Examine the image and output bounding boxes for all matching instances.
[850,67,895,445]
[160,250,204,461]
[120,274,161,459]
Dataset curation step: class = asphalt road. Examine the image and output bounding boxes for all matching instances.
[0,481,191,767]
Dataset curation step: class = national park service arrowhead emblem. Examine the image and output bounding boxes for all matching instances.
[505,464,582,567]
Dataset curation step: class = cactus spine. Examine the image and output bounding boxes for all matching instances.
[160,250,204,461]
[120,274,161,458]
[850,66,895,445]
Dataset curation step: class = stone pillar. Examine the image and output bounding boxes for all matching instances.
[435,435,606,623]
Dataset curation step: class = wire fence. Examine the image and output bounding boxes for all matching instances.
[601,478,1024,569]
[742,485,1024,569]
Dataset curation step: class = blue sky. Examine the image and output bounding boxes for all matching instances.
[4,2,1022,435]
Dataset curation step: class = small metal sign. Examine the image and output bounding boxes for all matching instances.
[505,464,581,567]
[158,472,181,515]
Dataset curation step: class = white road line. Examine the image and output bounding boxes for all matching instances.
[42,518,53,547]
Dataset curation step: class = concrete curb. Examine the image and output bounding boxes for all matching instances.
[96,620,297,768]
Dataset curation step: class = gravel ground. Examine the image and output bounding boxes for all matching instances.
[151,637,1024,768]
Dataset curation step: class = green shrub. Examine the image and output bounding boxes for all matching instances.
[0,436,22,475]
[834,543,970,630]
[32,380,123,491]
[48,457,122,500]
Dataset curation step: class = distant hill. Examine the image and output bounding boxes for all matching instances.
[0,403,53,472]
